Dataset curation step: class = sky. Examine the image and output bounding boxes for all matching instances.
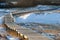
[0,5,60,24]
[15,13,60,24]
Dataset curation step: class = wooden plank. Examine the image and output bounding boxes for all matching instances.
[12,10,60,15]
[4,14,53,40]
[5,23,53,40]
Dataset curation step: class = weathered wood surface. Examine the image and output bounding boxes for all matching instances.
[5,23,53,40]
[12,10,60,16]
[4,13,53,40]
[12,10,51,14]
[4,14,14,23]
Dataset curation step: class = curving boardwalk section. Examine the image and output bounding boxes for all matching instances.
[4,14,53,40]
[5,23,53,40]
[12,10,60,15]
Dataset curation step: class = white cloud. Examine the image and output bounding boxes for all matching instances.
[19,13,31,19]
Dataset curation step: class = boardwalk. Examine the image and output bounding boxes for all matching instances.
[5,23,53,40]
[4,13,53,40]
[12,10,60,15]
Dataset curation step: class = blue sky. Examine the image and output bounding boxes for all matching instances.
[15,13,60,24]
[0,5,60,24]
